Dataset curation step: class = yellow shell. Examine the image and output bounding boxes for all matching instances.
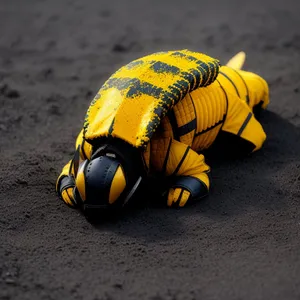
[83,49,220,148]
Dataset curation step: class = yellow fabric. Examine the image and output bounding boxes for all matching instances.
[179,190,191,207]
[84,49,219,148]
[161,140,210,207]
[149,137,172,173]
[167,188,191,207]
[56,130,93,195]
[164,140,190,175]
[160,139,210,187]
[76,129,93,160]
[221,90,266,151]
[148,81,228,155]
[172,93,196,145]
[108,166,126,204]
[191,82,227,135]
[56,160,72,192]
[173,95,195,127]
[218,66,269,109]
[61,188,75,207]
[237,69,269,109]
[218,66,249,104]
[175,145,210,189]
[240,113,266,151]
[189,82,227,150]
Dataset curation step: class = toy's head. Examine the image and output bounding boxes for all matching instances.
[73,140,144,214]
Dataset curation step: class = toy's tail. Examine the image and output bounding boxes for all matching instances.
[226,51,246,70]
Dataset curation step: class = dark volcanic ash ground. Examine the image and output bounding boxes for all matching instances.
[1,0,300,299]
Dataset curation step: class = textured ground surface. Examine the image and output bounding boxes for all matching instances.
[1,0,300,299]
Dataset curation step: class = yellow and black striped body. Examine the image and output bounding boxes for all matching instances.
[56,51,269,209]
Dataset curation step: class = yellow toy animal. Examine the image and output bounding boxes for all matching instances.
[56,50,269,213]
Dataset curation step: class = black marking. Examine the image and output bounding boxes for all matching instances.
[108,118,115,135]
[126,80,163,99]
[232,69,250,104]
[162,138,172,175]
[102,77,129,91]
[182,70,198,90]
[220,71,240,97]
[69,145,80,177]
[65,190,74,206]
[168,110,179,141]
[169,52,219,87]
[176,189,184,206]
[237,112,252,136]
[198,62,212,85]
[172,146,191,176]
[178,118,197,136]
[209,62,217,80]
[216,79,229,131]
[151,61,180,74]
[145,105,166,136]
[185,69,200,89]
[170,51,186,58]
[59,176,75,195]
[189,94,198,139]
[171,83,187,101]
[185,55,198,62]
[168,86,182,102]
[126,60,144,69]
[195,117,225,137]
[174,79,190,93]
[102,77,163,99]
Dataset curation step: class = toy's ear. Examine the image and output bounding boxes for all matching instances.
[226,51,246,70]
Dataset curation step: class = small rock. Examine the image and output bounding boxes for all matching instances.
[112,43,128,52]
[112,34,139,53]
[6,90,20,98]
[0,84,20,98]
[5,278,15,285]
[43,68,53,79]
[16,178,28,185]
[48,105,61,116]
[70,75,79,81]
[0,124,7,131]
[113,283,123,290]
[85,90,93,99]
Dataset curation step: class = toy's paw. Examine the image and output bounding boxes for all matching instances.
[61,187,76,207]
[59,176,77,207]
[167,187,191,208]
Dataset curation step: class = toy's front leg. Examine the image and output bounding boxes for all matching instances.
[161,140,211,207]
[56,129,93,208]
[167,175,209,207]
